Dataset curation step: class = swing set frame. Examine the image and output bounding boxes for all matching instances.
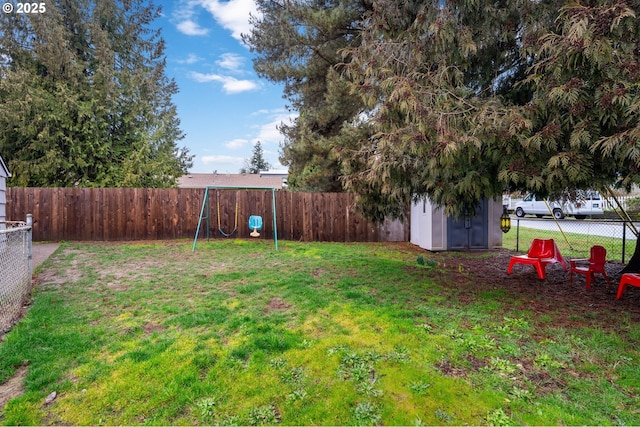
[192,185,279,251]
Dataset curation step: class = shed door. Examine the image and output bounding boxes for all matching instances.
[446,199,488,250]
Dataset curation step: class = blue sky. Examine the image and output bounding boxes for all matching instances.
[159,0,295,174]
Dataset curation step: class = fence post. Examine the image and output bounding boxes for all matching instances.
[516,219,520,252]
[27,213,32,276]
[622,220,627,264]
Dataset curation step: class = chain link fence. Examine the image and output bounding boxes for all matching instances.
[503,218,637,263]
[0,217,33,333]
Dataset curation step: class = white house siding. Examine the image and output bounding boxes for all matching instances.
[0,155,10,226]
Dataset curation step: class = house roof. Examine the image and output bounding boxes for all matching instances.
[177,172,287,189]
[0,155,10,178]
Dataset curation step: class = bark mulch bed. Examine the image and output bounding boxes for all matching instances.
[424,248,640,327]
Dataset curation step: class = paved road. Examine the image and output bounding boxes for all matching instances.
[513,217,638,240]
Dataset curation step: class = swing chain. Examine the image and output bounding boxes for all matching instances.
[217,190,238,237]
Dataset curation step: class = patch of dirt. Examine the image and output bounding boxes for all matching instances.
[0,364,27,411]
[266,297,291,312]
[143,321,165,335]
[35,270,67,288]
[434,360,468,378]
[424,248,640,326]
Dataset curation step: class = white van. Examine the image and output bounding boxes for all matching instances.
[514,191,604,220]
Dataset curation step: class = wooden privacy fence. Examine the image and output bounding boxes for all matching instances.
[6,187,408,243]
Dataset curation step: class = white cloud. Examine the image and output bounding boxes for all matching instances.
[202,155,244,165]
[196,111,294,172]
[198,0,258,41]
[189,71,217,83]
[217,53,244,71]
[225,138,249,150]
[178,53,202,64]
[199,154,254,174]
[176,19,209,36]
[252,111,298,147]
[221,78,259,93]
[189,71,259,94]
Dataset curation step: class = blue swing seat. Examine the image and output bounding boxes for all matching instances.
[249,215,263,231]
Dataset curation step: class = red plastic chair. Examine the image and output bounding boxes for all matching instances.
[617,273,640,299]
[569,245,611,289]
[507,238,568,280]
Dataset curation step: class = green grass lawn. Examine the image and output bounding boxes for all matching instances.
[0,240,639,425]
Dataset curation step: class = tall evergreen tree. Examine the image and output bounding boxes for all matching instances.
[241,141,271,174]
[244,0,369,191]
[339,0,564,219]
[517,1,640,271]
[0,0,192,187]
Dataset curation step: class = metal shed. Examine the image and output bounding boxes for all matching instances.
[0,155,10,226]
[411,197,503,251]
